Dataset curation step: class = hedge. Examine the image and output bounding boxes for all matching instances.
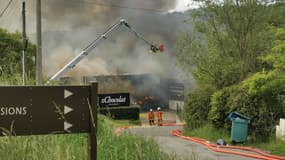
[183,86,215,130]
[209,71,285,141]
[99,105,140,120]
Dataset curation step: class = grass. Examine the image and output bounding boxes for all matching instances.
[97,115,176,160]
[183,123,231,143]
[102,118,141,127]
[0,76,178,160]
[0,115,178,160]
[0,134,88,160]
[0,73,35,85]
[183,123,285,156]
[246,137,285,156]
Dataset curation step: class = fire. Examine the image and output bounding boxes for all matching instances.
[136,95,156,105]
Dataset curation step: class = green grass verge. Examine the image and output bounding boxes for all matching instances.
[184,123,231,142]
[98,115,175,160]
[102,118,141,127]
[0,134,88,160]
[184,123,285,156]
[246,137,285,156]
[0,115,175,160]
[0,76,177,159]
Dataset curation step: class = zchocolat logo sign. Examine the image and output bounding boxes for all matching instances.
[98,93,130,107]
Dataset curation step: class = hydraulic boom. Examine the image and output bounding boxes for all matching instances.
[48,18,163,82]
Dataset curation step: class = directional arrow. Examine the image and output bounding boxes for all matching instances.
[64,121,73,131]
[64,105,73,115]
[64,89,73,99]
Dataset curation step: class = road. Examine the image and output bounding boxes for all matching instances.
[125,111,258,160]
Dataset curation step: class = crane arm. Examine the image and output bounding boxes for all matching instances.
[48,18,163,82]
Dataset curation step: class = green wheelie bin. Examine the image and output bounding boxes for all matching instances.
[228,112,251,143]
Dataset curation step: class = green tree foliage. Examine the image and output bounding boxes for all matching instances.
[176,31,241,89]
[209,27,285,141]
[178,1,285,141]
[176,0,273,89]
[209,87,232,128]
[260,27,285,71]
[267,2,285,27]
[209,81,284,141]
[183,86,214,130]
[242,72,285,140]
[0,28,35,78]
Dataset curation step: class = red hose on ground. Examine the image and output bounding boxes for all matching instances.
[172,130,285,160]
[114,123,285,160]
[114,126,129,135]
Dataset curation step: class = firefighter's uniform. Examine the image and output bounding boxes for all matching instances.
[148,109,155,126]
[157,107,163,126]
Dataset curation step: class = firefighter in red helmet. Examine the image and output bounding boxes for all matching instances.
[148,109,155,126]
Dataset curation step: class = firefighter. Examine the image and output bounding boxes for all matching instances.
[156,107,163,126]
[148,109,155,126]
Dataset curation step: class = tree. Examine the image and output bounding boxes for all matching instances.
[177,1,285,141]
[0,28,36,78]
[208,26,285,141]
[176,0,273,88]
[260,27,285,71]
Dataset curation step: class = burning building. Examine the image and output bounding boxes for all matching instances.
[82,73,184,111]
[60,73,184,111]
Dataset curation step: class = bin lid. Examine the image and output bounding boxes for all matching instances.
[228,112,251,122]
[232,117,250,124]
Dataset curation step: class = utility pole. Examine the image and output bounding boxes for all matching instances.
[36,0,42,85]
[22,0,27,85]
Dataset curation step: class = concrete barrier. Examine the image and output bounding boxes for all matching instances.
[280,118,285,131]
[276,125,281,138]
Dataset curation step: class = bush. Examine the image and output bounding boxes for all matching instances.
[99,105,140,120]
[242,71,285,140]
[227,89,275,140]
[183,86,215,130]
[0,28,36,78]
[208,71,285,141]
[209,87,232,128]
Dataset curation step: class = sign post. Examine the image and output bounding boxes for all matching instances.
[0,83,98,160]
[89,82,97,160]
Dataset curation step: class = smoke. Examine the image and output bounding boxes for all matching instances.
[48,45,113,81]
[169,0,200,13]
[0,0,194,84]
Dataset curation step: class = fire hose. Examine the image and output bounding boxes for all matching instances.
[114,123,285,160]
[171,129,285,160]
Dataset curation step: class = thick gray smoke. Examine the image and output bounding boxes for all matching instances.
[0,0,194,83]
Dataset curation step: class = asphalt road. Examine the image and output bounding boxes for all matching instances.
[125,112,258,160]
[127,125,257,160]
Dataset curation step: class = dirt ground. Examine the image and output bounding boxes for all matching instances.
[126,111,257,160]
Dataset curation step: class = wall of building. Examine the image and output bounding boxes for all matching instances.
[169,100,184,112]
